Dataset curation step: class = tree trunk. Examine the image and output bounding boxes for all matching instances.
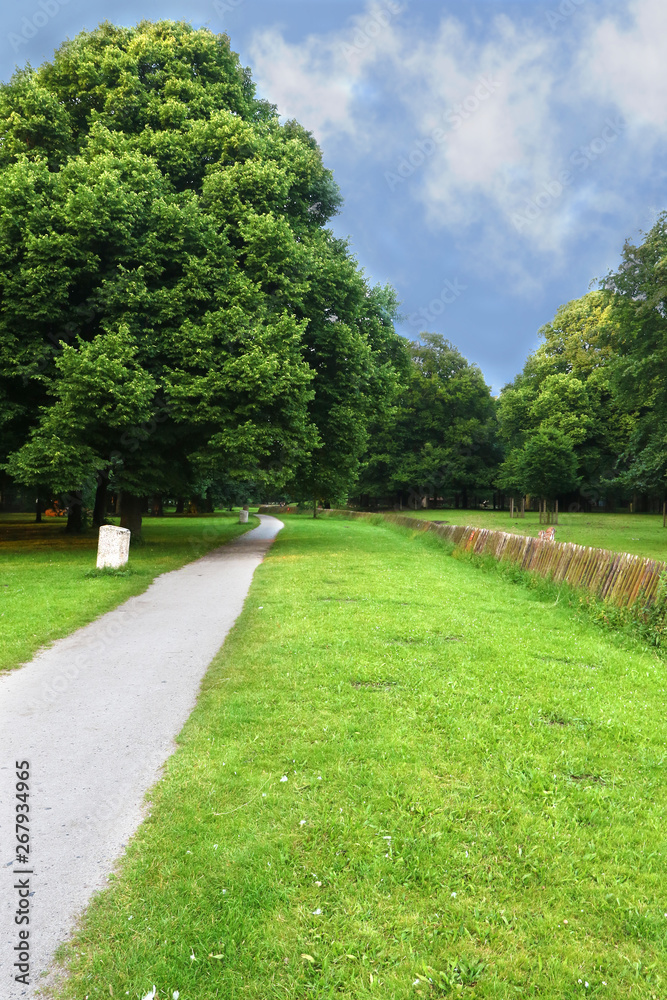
[35,497,42,523]
[93,470,110,528]
[119,492,143,538]
[151,494,164,517]
[313,496,318,519]
[175,497,185,514]
[65,491,83,533]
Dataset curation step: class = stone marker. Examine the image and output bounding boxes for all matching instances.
[239,510,249,524]
[96,524,131,569]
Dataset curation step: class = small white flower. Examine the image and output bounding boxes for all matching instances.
[173,993,180,1000]
[262,793,266,797]
[127,915,133,920]
[259,606,263,609]
[300,819,306,826]
[280,775,288,782]
[312,908,322,915]
[602,982,607,986]
[318,776,322,780]
[451,892,456,897]
[382,836,391,840]
[222,889,227,893]
[186,850,192,854]
[141,987,156,1000]
[578,980,582,984]
[413,980,420,986]
[465,851,469,857]
[585,984,589,989]
[213,844,218,849]
[190,950,196,961]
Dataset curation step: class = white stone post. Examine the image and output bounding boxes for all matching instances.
[239,510,249,524]
[96,525,131,569]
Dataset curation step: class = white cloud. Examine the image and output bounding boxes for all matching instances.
[247,0,667,289]
[248,1,405,145]
[575,0,667,128]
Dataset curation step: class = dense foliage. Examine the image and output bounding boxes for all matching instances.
[0,21,403,529]
[600,212,667,496]
[496,291,634,504]
[355,333,498,507]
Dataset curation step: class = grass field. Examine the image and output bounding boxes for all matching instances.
[396,509,667,562]
[51,515,667,1000]
[0,512,255,673]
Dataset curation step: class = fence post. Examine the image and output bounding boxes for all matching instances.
[663,500,666,528]
[510,497,514,519]
[520,497,525,518]
[554,499,558,525]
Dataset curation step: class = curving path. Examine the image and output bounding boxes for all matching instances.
[0,515,283,999]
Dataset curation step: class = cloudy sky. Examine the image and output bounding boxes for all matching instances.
[1,0,665,390]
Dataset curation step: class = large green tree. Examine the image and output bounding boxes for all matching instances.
[1,21,401,532]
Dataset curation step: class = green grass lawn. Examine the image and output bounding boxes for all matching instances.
[396,509,667,562]
[52,515,667,999]
[0,512,255,672]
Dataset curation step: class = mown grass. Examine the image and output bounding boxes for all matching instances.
[52,515,667,999]
[396,510,667,562]
[0,513,255,672]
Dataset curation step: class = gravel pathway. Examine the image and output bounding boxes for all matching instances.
[0,515,282,999]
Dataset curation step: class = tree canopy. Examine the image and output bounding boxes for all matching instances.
[0,20,403,529]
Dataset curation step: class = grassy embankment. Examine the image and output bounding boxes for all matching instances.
[0,512,256,672]
[51,515,667,999]
[396,509,667,562]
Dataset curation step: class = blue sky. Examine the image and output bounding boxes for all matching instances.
[1,0,665,391]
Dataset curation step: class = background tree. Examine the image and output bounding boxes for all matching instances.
[496,427,580,502]
[600,211,667,500]
[356,333,499,507]
[496,291,633,508]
